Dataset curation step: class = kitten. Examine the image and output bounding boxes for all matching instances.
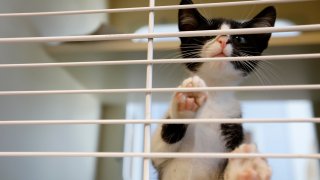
[151,0,276,180]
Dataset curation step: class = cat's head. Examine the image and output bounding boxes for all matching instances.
[179,0,276,86]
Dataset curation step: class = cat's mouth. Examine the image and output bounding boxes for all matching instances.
[214,53,226,57]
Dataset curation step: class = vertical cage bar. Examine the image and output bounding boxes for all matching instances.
[143,0,155,179]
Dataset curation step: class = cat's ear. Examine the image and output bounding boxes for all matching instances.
[178,0,207,31]
[246,6,277,28]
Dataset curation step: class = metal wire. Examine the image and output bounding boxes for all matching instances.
[0,53,319,68]
[0,84,318,96]
[0,152,318,159]
[0,53,320,68]
[0,0,310,17]
[0,24,319,43]
[0,118,319,125]
[143,0,155,179]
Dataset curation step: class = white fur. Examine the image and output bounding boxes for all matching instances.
[151,22,271,180]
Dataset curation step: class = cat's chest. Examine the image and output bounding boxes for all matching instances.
[179,95,241,153]
[197,93,241,119]
[176,124,226,179]
[169,94,241,179]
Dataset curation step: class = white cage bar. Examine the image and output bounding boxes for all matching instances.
[0,0,311,17]
[0,118,319,125]
[143,0,155,179]
[0,53,318,68]
[0,24,319,43]
[0,84,318,96]
[0,152,319,159]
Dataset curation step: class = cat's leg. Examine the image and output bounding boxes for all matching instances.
[223,144,272,180]
[151,75,208,168]
[159,75,208,147]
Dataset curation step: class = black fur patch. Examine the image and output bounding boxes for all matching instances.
[220,123,244,151]
[161,124,188,144]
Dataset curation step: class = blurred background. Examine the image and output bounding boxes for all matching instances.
[0,0,319,180]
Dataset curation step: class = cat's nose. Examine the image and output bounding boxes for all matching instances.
[217,36,228,49]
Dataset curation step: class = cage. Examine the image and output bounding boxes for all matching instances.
[0,0,319,180]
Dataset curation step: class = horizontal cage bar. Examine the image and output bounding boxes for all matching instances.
[0,152,318,159]
[0,84,319,96]
[0,0,310,17]
[0,24,319,43]
[0,53,319,68]
[0,118,319,125]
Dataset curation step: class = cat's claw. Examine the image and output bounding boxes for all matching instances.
[170,76,208,119]
[224,144,272,180]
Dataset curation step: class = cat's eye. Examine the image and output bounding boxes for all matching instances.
[233,36,247,44]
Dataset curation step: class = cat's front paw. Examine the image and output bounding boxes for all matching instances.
[170,76,208,119]
[224,144,272,180]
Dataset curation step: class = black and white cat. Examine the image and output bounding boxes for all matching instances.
[151,0,276,179]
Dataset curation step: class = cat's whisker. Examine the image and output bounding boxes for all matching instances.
[234,50,281,85]
[155,50,202,81]
[174,49,201,56]
[233,52,266,85]
[233,51,275,86]
[247,60,271,85]
[249,59,276,86]
[234,47,260,55]
[242,60,266,85]
[257,61,282,84]
[256,64,275,85]
[179,50,201,54]
[242,5,256,22]
[155,64,182,80]
[162,51,184,59]
[181,43,203,47]
[197,0,210,22]
[180,49,202,52]
[237,48,259,53]
[192,38,206,45]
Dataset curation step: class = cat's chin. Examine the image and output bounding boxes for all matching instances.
[203,52,227,58]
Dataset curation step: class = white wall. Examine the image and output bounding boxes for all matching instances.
[1,0,107,37]
[0,1,103,180]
